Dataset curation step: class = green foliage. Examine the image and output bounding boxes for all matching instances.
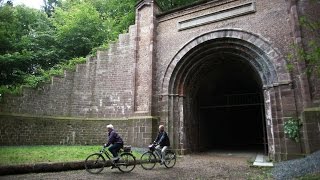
[90,0,135,48]
[0,85,22,96]
[284,118,302,142]
[62,57,86,71]
[24,57,86,88]
[0,4,59,85]
[157,0,199,11]
[0,57,85,99]
[297,172,320,180]
[247,167,272,180]
[52,1,105,59]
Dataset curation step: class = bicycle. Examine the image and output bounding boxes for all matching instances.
[84,145,136,174]
[140,143,176,170]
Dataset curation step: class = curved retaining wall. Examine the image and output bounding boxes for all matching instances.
[0,113,158,147]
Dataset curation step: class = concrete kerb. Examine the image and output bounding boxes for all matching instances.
[0,160,143,176]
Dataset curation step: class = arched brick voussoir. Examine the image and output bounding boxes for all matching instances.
[161,28,291,94]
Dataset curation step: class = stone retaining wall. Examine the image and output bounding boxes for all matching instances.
[0,114,158,147]
[302,108,320,154]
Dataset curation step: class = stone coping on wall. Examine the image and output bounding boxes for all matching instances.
[0,112,159,121]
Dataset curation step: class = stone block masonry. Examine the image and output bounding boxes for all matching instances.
[0,114,158,147]
[302,108,320,154]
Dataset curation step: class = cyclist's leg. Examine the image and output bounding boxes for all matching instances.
[161,146,168,162]
[155,145,162,158]
[108,143,122,159]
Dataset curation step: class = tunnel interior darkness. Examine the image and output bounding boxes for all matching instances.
[195,58,267,153]
[169,38,271,154]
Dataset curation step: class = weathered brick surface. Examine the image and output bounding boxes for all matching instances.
[0,114,157,147]
[302,109,320,154]
[297,0,320,105]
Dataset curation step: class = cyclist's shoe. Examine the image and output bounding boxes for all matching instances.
[160,160,165,165]
[112,156,120,162]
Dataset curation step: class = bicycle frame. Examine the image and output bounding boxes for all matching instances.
[152,148,163,162]
[147,144,168,163]
[100,147,113,160]
[85,145,136,173]
[140,144,176,170]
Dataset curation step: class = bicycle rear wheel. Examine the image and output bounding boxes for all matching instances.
[164,151,176,168]
[140,151,157,170]
[117,152,136,173]
[84,153,105,174]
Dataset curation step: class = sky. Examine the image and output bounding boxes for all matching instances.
[12,0,44,9]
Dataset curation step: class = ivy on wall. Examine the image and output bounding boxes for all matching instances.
[284,117,302,142]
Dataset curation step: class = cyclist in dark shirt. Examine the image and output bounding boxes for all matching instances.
[154,125,170,164]
[104,124,124,161]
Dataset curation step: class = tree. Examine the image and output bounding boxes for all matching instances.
[52,0,136,58]
[0,4,57,85]
[43,0,62,17]
[52,1,107,59]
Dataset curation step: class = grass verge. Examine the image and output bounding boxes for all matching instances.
[0,145,141,166]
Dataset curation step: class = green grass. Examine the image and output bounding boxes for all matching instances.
[0,145,141,166]
[296,172,320,180]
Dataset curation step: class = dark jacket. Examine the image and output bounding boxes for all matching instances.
[155,131,170,146]
[106,130,123,147]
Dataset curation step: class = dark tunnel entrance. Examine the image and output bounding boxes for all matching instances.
[195,59,267,154]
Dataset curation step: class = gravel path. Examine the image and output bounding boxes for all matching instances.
[1,151,271,180]
[272,150,320,180]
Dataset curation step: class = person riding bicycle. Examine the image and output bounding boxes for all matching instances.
[104,124,124,161]
[153,125,170,165]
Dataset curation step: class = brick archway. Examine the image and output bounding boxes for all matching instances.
[160,29,293,160]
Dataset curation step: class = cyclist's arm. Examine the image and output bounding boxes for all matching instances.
[105,131,115,147]
[154,133,160,144]
[158,132,167,145]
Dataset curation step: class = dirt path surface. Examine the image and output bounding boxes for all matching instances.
[1,151,271,180]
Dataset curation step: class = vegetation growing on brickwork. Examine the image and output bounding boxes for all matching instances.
[0,0,198,97]
[287,14,320,77]
[0,57,85,99]
[156,0,199,11]
[284,117,302,142]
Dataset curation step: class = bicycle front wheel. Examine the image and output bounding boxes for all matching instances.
[164,151,176,168]
[84,153,105,174]
[140,151,157,170]
[117,152,136,173]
